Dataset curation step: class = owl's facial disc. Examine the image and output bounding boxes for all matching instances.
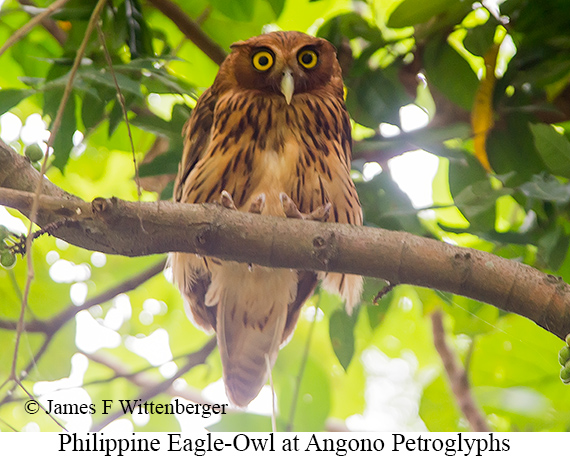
[281,68,294,105]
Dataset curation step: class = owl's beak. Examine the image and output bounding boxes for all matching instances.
[281,68,294,105]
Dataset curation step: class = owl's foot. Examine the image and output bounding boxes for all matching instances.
[220,190,266,214]
[279,193,331,221]
[220,190,237,210]
[248,193,266,214]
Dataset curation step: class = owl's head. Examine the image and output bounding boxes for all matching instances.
[214,31,343,103]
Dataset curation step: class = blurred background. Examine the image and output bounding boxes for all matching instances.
[1,0,570,432]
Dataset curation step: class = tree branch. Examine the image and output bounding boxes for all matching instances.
[0,0,71,57]
[90,337,217,432]
[432,310,489,432]
[146,0,226,65]
[17,0,68,46]
[1,140,570,340]
[0,259,166,410]
[82,346,226,409]
[0,259,166,332]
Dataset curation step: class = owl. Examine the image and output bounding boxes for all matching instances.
[170,31,363,407]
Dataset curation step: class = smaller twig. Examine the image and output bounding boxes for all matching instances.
[0,0,71,57]
[0,258,166,334]
[265,354,276,433]
[146,0,226,65]
[0,415,18,432]
[286,300,319,432]
[8,220,65,256]
[431,310,490,432]
[11,0,108,386]
[90,337,217,432]
[17,0,68,45]
[0,259,166,410]
[96,22,142,203]
[7,269,23,304]
[16,380,68,431]
[195,6,211,26]
[80,348,215,399]
[373,281,395,304]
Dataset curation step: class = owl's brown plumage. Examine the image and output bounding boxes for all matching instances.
[170,31,363,406]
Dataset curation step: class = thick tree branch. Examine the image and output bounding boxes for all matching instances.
[1,141,569,340]
[432,310,489,432]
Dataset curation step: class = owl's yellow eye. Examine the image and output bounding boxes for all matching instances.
[252,50,274,71]
[298,49,318,69]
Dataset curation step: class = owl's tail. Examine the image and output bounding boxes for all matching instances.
[217,300,285,407]
[210,264,297,407]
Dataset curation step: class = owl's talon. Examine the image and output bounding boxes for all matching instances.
[220,190,237,210]
[308,202,331,222]
[280,192,330,221]
[248,194,266,214]
[280,193,303,219]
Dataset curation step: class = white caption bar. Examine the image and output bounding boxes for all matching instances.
[0,432,562,456]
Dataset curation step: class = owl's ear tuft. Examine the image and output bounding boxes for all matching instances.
[230,41,248,49]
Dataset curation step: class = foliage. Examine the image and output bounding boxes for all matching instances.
[1,0,570,432]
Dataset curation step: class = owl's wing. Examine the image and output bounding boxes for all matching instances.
[292,95,363,312]
[174,87,217,203]
[282,271,318,343]
[170,88,218,331]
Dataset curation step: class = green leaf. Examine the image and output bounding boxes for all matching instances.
[423,38,479,111]
[208,0,255,22]
[388,0,456,28]
[478,386,552,428]
[530,123,570,178]
[275,353,331,432]
[266,0,285,18]
[31,321,76,381]
[138,147,182,177]
[518,174,570,204]
[346,67,411,128]
[50,0,98,21]
[0,88,34,114]
[11,37,55,79]
[160,179,174,200]
[440,293,499,337]
[130,114,179,137]
[463,22,497,57]
[538,223,570,271]
[329,308,357,371]
[142,70,194,95]
[357,171,425,234]
[487,117,546,186]
[81,91,106,130]
[81,70,143,99]
[130,103,189,138]
[470,314,568,430]
[49,92,77,171]
[453,179,511,231]
[420,374,465,431]
[364,279,392,330]
[108,99,124,138]
[354,123,471,159]
[317,12,384,47]
[208,413,272,432]
[124,0,154,59]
